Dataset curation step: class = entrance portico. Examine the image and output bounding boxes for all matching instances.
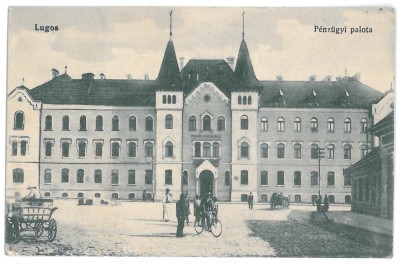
[195,160,218,198]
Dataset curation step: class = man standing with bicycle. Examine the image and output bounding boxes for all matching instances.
[200,192,214,231]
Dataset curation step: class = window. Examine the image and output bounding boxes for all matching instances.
[240,115,248,130]
[145,142,153,157]
[167,95,171,104]
[248,96,252,105]
[361,118,367,133]
[212,143,219,158]
[145,170,153,185]
[344,118,351,132]
[328,195,335,203]
[165,114,173,129]
[145,116,153,131]
[203,115,211,131]
[261,194,268,202]
[62,141,70,157]
[79,115,86,131]
[189,116,196,131]
[240,142,249,158]
[225,171,231,185]
[112,193,119,199]
[45,115,52,130]
[327,144,335,159]
[44,169,51,184]
[78,141,87,157]
[311,171,318,186]
[261,117,268,131]
[45,192,51,197]
[238,96,242,105]
[96,115,103,131]
[13,168,24,183]
[240,170,248,185]
[261,143,268,158]
[327,118,334,132]
[128,170,135,185]
[194,142,201,157]
[344,144,352,159]
[261,171,268,185]
[217,116,225,131]
[311,118,318,132]
[165,170,172,185]
[277,143,285,159]
[11,141,17,156]
[62,193,68,198]
[20,141,27,156]
[45,141,53,157]
[344,174,351,186]
[277,171,285,185]
[241,194,248,202]
[182,171,188,185]
[293,171,302,186]
[361,144,368,158]
[94,170,102,183]
[294,143,301,159]
[202,142,211,158]
[128,141,137,158]
[277,117,285,132]
[62,115,69,131]
[78,193,84,198]
[61,168,69,183]
[95,193,101,198]
[129,193,136,200]
[129,116,136,131]
[165,141,174,157]
[172,95,176,104]
[163,95,166,104]
[14,111,24,130]
[111,170,119,185]
[295,195,301,203]
[345,195,351,203]
[111,142,120,157]
[311,144,319,159]
[243,96,247,105]
[77,169,84,183]
[95,142,103,157]
[294,117,301,132]
[112,115,119,131]
[327,171,335,186]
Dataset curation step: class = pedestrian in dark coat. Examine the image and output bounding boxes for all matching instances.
[323,194,329,212]
[176,194,186,237]
[184,193,190,225]
[248,192,254,210]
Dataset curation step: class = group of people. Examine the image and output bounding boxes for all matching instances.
[315,194,330,212]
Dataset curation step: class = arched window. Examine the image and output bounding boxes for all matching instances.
[167,95,171,104]
[111,142,120,157]
[248,96,252,105]
[327,118,334,132]
[77,169,84,183]
[344,144,352,159]
[78,193,84,198]
[311,144,319,159]
[95,193,101,198]
[294,171,301,185]
[62,115,69,131]
[162,95,166,104]
[96,115,103,131]
[79,115,86,131]
[225,171,231,185]
[44,140,53,157]
[182,171,188,185]
[238,96,242,105]
[129,116,136,131]
[128,141,137,158]
[145,116,153,131]
[261,171,268,185]
[165,170,173,185]
[165,141,173,157]
[129,193,136,200]
[311,171,318,186]
[240,142,249,158]
[165,114,173,129]
[45,115,52,131]
[112,115,119,131]
[172,95,176,104]
[261,117,268,131]
[311,117,318,132]
[243,96,247,105]
[112,193,119,199]
[194,142,201,157]
[294,143,302,159]
[61,168,69,183]
[94,169,102,183]
[277,143,285,158]
[111,170,119,185]
[62,193,68,198]
[361,118,367,133]
[11,141,17,156]
[327,171,335,186]
[203,142,211,158]
[14,111,24,130]
[128,170,135,185]
[240,115,248,130]
[78,141,86,157]
[277,117,285,132]
[344,118,351,132]
[327,144,335,159]
[20,140,27,156]
[261,143,268,158]
[13,168,24,183]
[189,116,196,131]
[294,117,301,132]
[203,115,211,131]
[212,142,219,158]
[44,192,51,197]
[295,195,301,203]
[217,116,225,131]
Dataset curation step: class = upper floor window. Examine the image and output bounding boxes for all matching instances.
[240,115,248,130]
[311,118,318,132]
[361,118,367,133]
[194,142,201,157]
[111,142,120,158]
[327,118,334,132]
[241,170,248,185]
[129,116,136,131]
[243,96,247,105]
[311,144,319,159]
[165,141,174,157]
[162,95,167,104]
[167,95,171,104]
[240,142,249,158]
[294,117,301,132]
[19,140,26,156]
[145,142,153,157]
[111,170,119,185]
[165,114,173,129]
[79,115,87,131]
[112,115,119,131]
[277,143,285,158]
[212,142,220,158]
[361,144,368,158]
[45,115,52,131]
[62,141,70,158]
[11,141,17,156]
[203,142,211,158]
[261,117,268,131]
[261,143,268,158]
[96,115,103,131]
[203,115,211,131]
[145,170,153,185]
[344,118,351,133]
[94,169,102,183]
[344,144,352,159]
[13,168,24,183]
[327,171,335,186]
[238,96,242,105]
[14,111,24,130]
[182,171,188,185]
[217,116,225,131]
[248,96,252,105]
[78,141,87,158]
[294,171,301,186]
[44,140,53,157]
[327,144,335,159]
[62,115,70,131]
[165,170,172,185]
[189,116,196,131]
[95,141,103,157]
[145,116,153,131]
[261,171,268,185]
[77,169,84,183]
[172,95,176,104]
[294,143,302,159]
[311,171,318,186]
[44,169,51,184]
[344,174,351,186]
[61,168,69,183]
[225,171,231,186]
[277,117,285,132]
[128,141,137,158]
[277,171,285,186]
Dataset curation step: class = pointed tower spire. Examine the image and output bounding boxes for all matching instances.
[242,11,245,40]
[169,10,173,38]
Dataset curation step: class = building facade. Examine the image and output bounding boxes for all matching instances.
[7,29,383,203]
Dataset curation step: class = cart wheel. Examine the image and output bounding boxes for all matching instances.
[210,219,222,238]
[194,219,204,234]
[47,219,57,242]
[6,218,18,243]
[34,222,44,238]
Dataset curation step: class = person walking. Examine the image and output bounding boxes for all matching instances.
[176,194,186,237]
[248,192,254,210]
[193,195,202,222]
[323,194,329,212]
[142,189,147,201]
[184,193,191,225]
[162,188,172,222]
[316,195,322,212]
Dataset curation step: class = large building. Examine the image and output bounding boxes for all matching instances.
[7,22,383,203]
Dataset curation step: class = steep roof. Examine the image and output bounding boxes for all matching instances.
[155,40,183,91]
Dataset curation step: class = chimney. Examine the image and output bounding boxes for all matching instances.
[353,72,361,81]
[127,74,132,80]
[144,74,149,80]
[276,75,283,81]
[309,75,316,81]
[100,73,106,80]
[323,75,331,81]
[81,73,95,80]
[51,69,59,79]
[226,57,235,71]
[179,57,185,71]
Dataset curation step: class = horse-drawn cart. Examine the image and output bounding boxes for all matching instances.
[6,199,58,243]
[270,193,290,210]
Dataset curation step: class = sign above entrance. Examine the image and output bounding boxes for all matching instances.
[191,134,222,140]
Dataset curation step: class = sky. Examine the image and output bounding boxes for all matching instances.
[7,6,395,93]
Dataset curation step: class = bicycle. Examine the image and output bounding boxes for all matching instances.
[194,211,222,237]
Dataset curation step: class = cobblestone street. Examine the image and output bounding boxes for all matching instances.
[5,201,392,257]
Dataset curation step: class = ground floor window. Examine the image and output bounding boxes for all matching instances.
[146,193,153,199]
[95,193,101,198]
[328,195,335,203]
[44,192,51,197]
[78,192,84,198]
[112,193,119,199]
[129,193,135,200]
[295,194,301,203]
[165,170,172,185]
[345,195,351,203]
[62,193,68,198]
[261,194,268,202]
[241,194,248,202]
[13,168,24,183]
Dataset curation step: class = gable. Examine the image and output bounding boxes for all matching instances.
[185,82,229,105]
[8,87,42,110]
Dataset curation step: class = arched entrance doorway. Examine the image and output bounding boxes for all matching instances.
[199,170,214,198]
